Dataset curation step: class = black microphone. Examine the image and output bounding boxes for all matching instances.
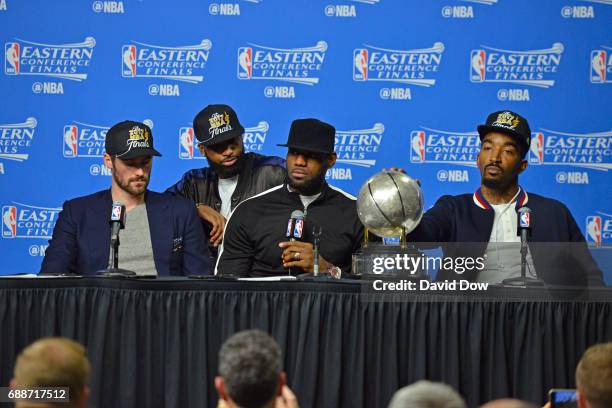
[285,210,304,276]
[517,206,531,279]
[286,210,304,242]
[97,201,135,277]
[517,206,531,244]
[109,202,126,269]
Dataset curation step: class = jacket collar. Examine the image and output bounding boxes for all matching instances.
[473,186,528,211]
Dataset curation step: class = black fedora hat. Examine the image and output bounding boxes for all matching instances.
[277,118,335,154]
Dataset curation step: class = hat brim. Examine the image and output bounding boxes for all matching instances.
[197,127,244,147]
[116,147,162,160]
[477,125,529,148]
[277,143,333,154]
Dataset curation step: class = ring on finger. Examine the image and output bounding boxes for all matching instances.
[294,252,300,261]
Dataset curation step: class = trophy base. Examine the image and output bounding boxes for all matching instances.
[352,243,428,279]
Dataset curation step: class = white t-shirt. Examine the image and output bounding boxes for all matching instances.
[218,176,239,218]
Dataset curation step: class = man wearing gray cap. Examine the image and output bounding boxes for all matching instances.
[41,120,210,276]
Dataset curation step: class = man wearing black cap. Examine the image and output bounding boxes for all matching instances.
[166,104,285,253]
[41,121,210,276]
[407,110,603,286]
[215,118,364,277]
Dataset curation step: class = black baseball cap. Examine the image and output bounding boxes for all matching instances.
[105,121,161,159]
[193,104,245,146]
[277,118,336,154]
[477,110,531,157]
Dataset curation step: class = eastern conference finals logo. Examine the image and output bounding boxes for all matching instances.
[471,43,563,88]
[2,203,61,239]
[327,123,384,181]
[586,212,612,248]
[237,41,327,85]
[353,42,444,86]
[63,120,153,158]
[5,37,95,81]
[179,121,269,159]
[0,117,37,175]
[122,40,212,83]
[591,47,612,84]
[529,130,611,171]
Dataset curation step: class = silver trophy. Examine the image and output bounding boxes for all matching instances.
[354,171,425,276]
[356,170,424,245]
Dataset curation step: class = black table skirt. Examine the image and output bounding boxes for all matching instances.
[0,277,610,408]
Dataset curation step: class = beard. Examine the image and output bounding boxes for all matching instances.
[209,153,246,179]
[288,167,327,195]
[113,172,149,197]
[481,165,519,191]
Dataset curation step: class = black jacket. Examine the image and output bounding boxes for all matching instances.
[166,152,286,259]
[166,152,286,212]
[216,183,364,277]
[407,188,604,286]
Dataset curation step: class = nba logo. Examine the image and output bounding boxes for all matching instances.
[111,204,122,221]
[2,206,17,238]
[586,216,602,247]
[293,219,304,239]
[529,133,544,165]
[5,42,20,75]
[179,127,194,159]
[470,49,486,82]
[410,131,425,163]
[237,47,252,79]
[590,50,606,83]
[353,49,368,81]
[122,45,137,77]
[63,125,78,158]
[519,211,530,229]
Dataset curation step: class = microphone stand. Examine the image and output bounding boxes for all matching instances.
[502,223,543,287]
[298,226,336,281]
[97,229,136,277]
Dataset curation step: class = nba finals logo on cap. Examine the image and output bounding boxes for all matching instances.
[590,47,612,84]
[0,117,37,175]
[470,43,563,87]
[440,0,498,19]
[329,123,384,181]
[586,213,612,248]
[2,203,61,239]
[208,112,232,138]
[237,41,327,85]
[4,37,95,81]
[492,111,520,131]
[353,42,444,87]
[126,125,150,150]
[528,129,611,172]
[324,0,380,18]
[410,127,480,167]
[122,40,212,83]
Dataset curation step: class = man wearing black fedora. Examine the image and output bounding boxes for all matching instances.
[406,110,603,286]
[215,118,364,277]
[166,104,286,258]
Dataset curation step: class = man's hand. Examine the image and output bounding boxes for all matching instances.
[275,385,299,408]
[196,204,226,247]
[279,241,328,273]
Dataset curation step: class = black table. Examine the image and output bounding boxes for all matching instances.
[0,277,610,408]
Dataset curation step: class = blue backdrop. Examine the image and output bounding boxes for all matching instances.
[1,0,610,277]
